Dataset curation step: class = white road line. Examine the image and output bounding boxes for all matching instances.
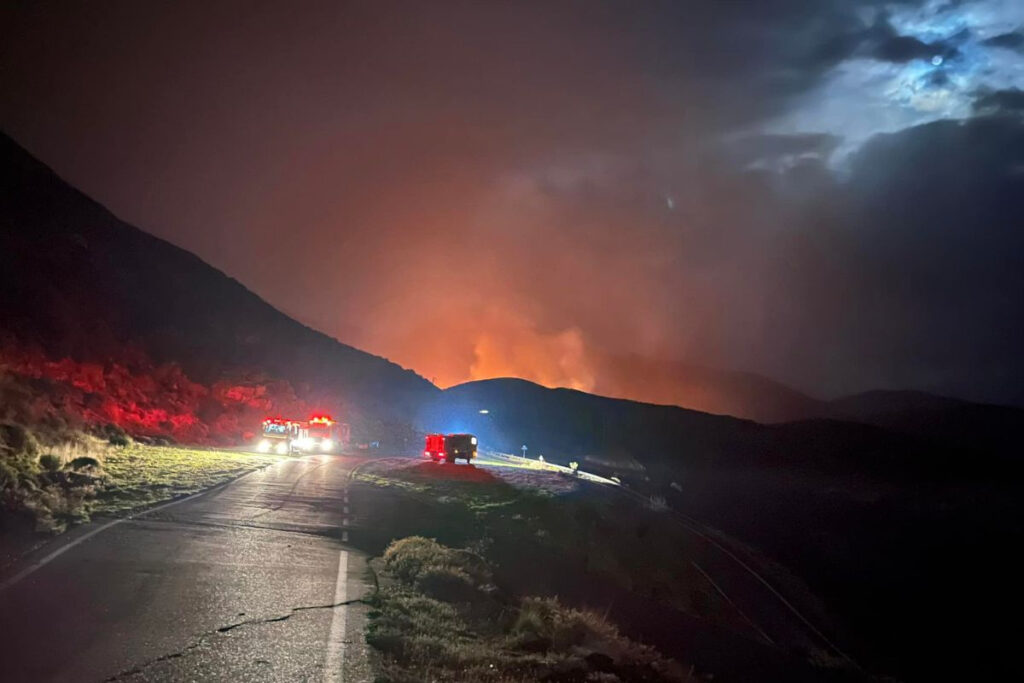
[343,505,349,514]
[0,488,211,593]
[342,530,349,543]
[323,550,349,682]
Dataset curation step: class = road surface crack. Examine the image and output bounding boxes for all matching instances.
[216,597,365,633]
[101,598,366,681]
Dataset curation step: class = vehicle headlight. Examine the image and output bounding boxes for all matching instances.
[275,442,288,455]
[321,439,334,451]
[257,439,271,453]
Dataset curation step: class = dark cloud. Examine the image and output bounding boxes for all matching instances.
[859,15,962,63]
[874,34,943,61]
[981,31,1024,52]
[795,117,1024,403]
[973,88,1024,114]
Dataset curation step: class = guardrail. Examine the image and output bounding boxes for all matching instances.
[480,450,620,485]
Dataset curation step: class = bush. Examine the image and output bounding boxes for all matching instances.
[370,538,693,682]
[383,536,449,583]
[67,456,101,471]
[0,459,21,491]
[415,566,479,603]
[0,422,40,459]
[382,536,490,588]
[108,433,130,447]
[0,422,99,535]
[39,454,62,472]
[95,422,131,447]
[512,597,622,653]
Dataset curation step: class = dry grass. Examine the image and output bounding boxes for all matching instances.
[358,464,737,628]
[368,537,702,683]
[94,442,284,514]
[1,421,287,534]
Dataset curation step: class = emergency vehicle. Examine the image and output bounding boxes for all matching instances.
[256,415,351,455]
[291,415,350,454]
[424,433,478,463]
[257,418,301,455]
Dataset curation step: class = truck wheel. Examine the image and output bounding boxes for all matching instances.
[445,454,455,464]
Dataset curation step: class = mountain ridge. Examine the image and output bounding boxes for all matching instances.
[0,131,438,434]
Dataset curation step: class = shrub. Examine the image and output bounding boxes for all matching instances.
[0,421,40,459]
[39,454,62,472]
[512,597,621,653]
[67,456,101,471]
[370,537,693,682]
[415,566,479,603]
[0,460,20,490]
[382,537,491,588]
[108,432,130,447]
[0,423,99,535]
[383,536,450,583]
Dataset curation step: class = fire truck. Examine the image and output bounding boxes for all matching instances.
[424,433,478,463]
[292,415,350,454]
[257,418,301,455]
[256,415,350,455]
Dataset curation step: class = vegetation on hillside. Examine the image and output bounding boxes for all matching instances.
[355,463,743,633]
[0,420,284,535]
[368,536,702,682]
[0,422,100,534]
[1,350,319,446]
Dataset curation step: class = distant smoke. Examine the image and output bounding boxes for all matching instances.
[468,312,595,392]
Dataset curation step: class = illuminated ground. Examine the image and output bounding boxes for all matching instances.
[96,444,291,514]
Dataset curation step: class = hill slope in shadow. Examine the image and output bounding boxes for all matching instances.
[0,132,437,434]
[423,377,1022,682]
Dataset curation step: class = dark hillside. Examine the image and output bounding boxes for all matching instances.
[826,390,1024,457]
[420,377,762,472]
[593,354,825,423]
[426,377,1023,681]
[0,132,437,432]
[426,378,994,480]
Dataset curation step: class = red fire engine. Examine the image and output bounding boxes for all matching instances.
[257,417,301,455]
[424,433,478,463]
[257,414,350,454]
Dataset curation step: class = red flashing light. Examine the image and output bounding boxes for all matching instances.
[310,414,335,425]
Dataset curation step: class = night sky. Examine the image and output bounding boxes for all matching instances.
[3,1,1023,406]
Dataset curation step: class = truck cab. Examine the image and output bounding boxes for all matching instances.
[424,433,478,463]
[292,415,351,454]
[257,418,299,455]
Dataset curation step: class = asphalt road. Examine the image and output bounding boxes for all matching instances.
[0,454,375,683]
[0,451,857,683]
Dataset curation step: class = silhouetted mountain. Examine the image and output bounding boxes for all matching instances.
[421,377,762,471]
[592,354,824,423]
[427,378,994,479]
[826,390,1024,459]
[829,389,968,416]
[0,132,438,432]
